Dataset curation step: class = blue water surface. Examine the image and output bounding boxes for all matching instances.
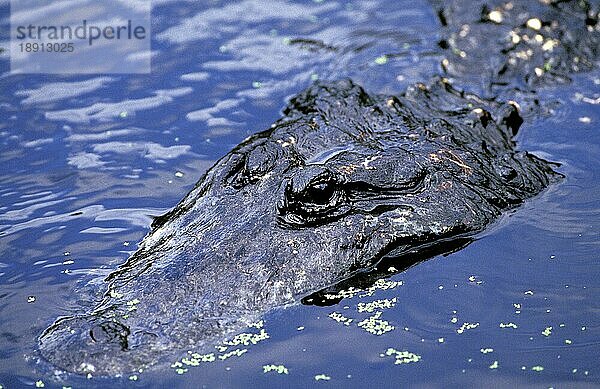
[0,0,599,388]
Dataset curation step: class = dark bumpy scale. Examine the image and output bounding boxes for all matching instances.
[39,78,559,375]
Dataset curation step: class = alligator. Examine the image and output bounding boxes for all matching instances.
[39,0,598,377]
[38,78,558,376]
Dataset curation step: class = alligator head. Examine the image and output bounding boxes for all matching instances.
[39,79,558,376]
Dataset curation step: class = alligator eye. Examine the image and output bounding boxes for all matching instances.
[302,181,337,205]
[293,178,345,214]
[279,171,350,227]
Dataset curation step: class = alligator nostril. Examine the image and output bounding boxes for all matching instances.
[89,321,130,351]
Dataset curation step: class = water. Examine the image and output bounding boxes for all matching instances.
[0,0,599,387]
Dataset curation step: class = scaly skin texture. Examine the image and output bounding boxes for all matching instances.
[434,0,600,101]
[39,78,558,376]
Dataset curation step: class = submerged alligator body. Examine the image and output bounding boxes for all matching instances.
[39,0,598,377]
[39,79,558,376]
[434,0,599,101]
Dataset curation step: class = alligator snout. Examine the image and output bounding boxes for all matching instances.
[39,316,132,375]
